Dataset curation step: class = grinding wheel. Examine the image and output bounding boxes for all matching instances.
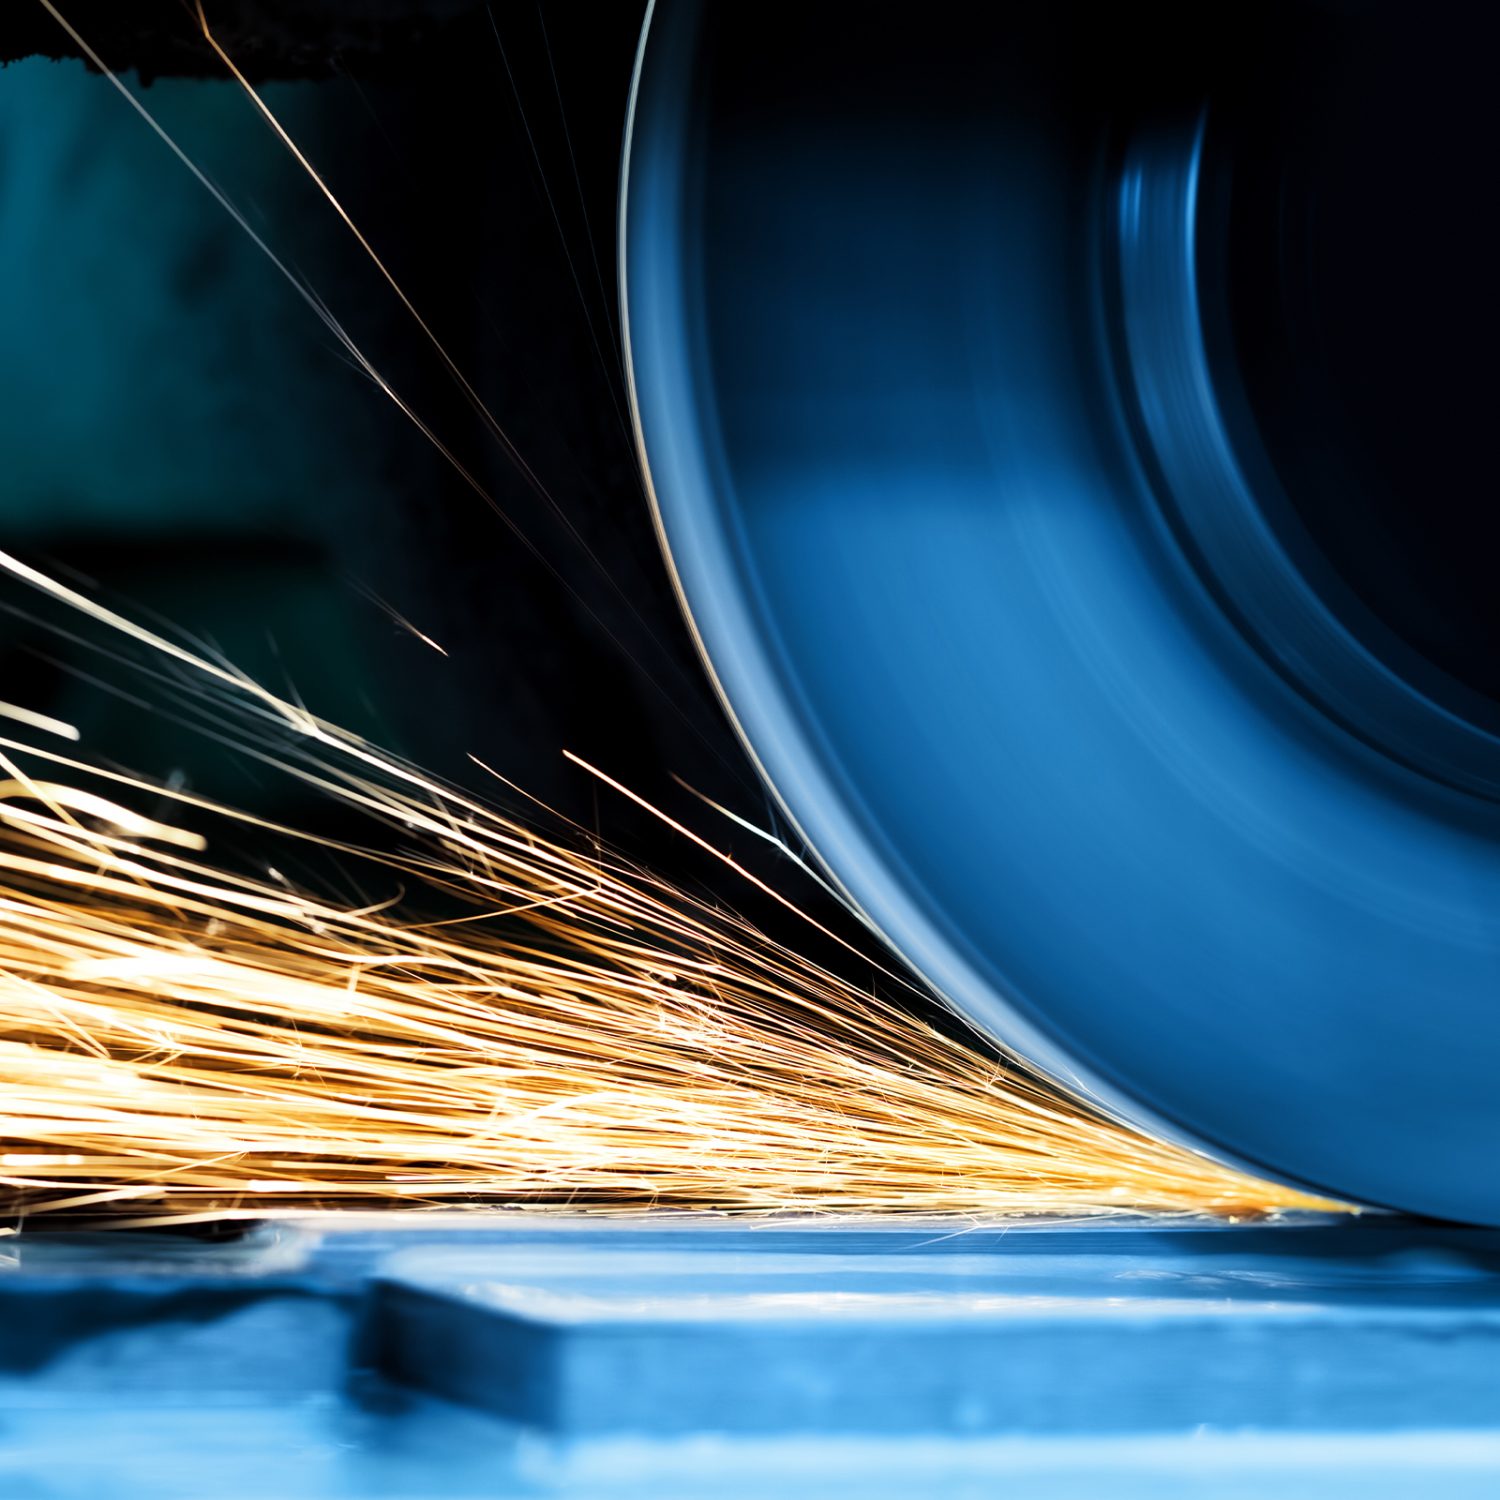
[621,1,1500,1221]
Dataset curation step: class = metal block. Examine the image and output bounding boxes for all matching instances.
[370,1220,1500,1436]
[0,1217,1497,1495]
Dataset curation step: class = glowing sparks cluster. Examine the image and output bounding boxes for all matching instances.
[0,560,1335,1228]
[0,5,1343,1229]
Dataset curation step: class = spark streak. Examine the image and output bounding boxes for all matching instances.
[0,561,1337,1226]
[6,8,1340,1226]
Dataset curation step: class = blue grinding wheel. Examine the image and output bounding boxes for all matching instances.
[621,1,1500,1221]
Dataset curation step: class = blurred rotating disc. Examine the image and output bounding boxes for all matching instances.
[621,1,1500,1220]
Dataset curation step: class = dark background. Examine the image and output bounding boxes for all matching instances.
[0,2,817,933]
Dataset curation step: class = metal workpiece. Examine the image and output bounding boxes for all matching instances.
[2,1217,1500,1496]
[620,1,1500,1222]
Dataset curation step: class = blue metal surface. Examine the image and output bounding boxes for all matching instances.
[3,1217,1500,1495]
[619,1,1500,1222]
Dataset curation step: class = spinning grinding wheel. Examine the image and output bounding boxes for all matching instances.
[622,0,1500,1221]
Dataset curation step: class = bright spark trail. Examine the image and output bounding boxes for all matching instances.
[1,4,1340,1228]
[0,555,1336,1228]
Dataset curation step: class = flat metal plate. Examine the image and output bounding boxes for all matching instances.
[4,1217,1500,1496]
[619,0,1500,1221]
